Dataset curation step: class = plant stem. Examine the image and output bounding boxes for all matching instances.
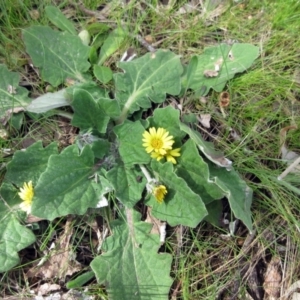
[139,164,152,183]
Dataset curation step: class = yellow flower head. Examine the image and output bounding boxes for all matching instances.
[142,127,174,155]
[18,181,34,214]
[165,148,181,164]
[150,147,181,164]
[152,185,167,203]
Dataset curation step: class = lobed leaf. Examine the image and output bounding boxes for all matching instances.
[71,89,110,133]
[32,145,105,220]
[5,141,58,186]
[114,120,150,166]
[106,164,147,208]
[91,208,173,300]
[23,26,90,87]
[183,43,259,95]
[0,214,36,272]
[149,161,208,227]
[114,50,183,118]
[148,107,186,143]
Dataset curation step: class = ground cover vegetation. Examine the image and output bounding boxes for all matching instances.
[0,0,300,299]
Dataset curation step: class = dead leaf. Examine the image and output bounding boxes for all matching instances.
[284,280,300,299]
[198,114,211,128]
[0,107,25,125]
[278,126,300,180]
[203,69,219,77]
[279,126,298,161]
[219,91,230,107]
[27,217,81,280]
[145,207,166,244]
[214,58,223,71]
[263,256,281,299]
[37,283,61,296]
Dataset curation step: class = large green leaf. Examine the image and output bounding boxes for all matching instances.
[148,107,186,143]
[106,164,146,208]
[0,214,36,272]
[114,120,150,166]
[0,183,36,272]
[114,50,183,119]
[177,139,223,204]
[91,208,173,300]
[23,26,90,87]
[184,43,259,95]
[71,89,110,133]
[32,145,103,219]
[5,141,58,186]
[149,161,208,227]
[0,64,31,118]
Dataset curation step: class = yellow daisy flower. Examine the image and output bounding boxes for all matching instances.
[150,147,181,164]
[18,181,34,214]
[142,127,174,155]
[165,148,181,164]
[152,185,167,203]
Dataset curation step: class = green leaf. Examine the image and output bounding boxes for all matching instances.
[71,89,110,133]
[45,6,77,35]
[91,208,173,300]
[204,200,223,226]
[179,122,232,168]
[32,145,104,220]
[114,120,150,166]
[0,64,31,118]
[106,164,146,208]
[150,161,208,227]
[65,82,108,101]
[5,141,58,186]
[66,271,95,289]
[27,89,70,113]
[184,43,259,95]
[98,97,121,118]
[23,26,90,87]
[149,107,186,142]
[93,65,113,84]
[208,162,253,232]
[177,140,223,204]
[0,213,36,272]
[97,27,126,65]
[114,50,183,117]
[10,112,24,130]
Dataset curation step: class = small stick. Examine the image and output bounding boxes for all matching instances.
[277,156,300,181]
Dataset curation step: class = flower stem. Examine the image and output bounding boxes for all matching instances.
[139,164,152,183]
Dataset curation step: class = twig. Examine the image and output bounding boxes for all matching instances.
[277,155,300,181]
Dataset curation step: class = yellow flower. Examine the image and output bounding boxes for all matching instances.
[142,127,174,155]
[165,148,181,164]
[18,181,34,214]
[150,148,181,164]
[152,185,167,203]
